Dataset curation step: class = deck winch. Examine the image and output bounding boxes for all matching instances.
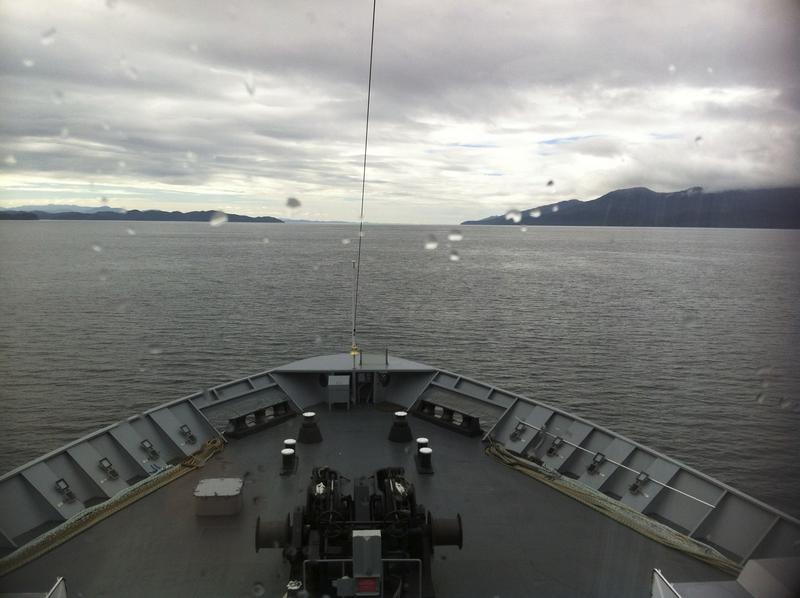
[255,466,462,597]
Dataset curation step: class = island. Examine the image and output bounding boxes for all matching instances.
[462,187,800,229]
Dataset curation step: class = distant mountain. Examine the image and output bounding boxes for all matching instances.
[0,210,38,220]
[2,204,125,214]
[22,209,283,223]
[462,187,800,228]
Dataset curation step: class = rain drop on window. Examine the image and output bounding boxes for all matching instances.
[4,155,17,165]
[530,209,541,218]
[546,180,554,186]
[188,43,200,53]
[126,228,136,236]
[341,238,351,245]
[520,226,527,232]
[286,196,301,209]
[262,237,269,244]
[123,63,139,81]
[424,235,438,250]
[92,244,103,253]
[40,28,56,46]
[447,230,463,242]
[779,398,794,410]
[148,347,163,356]
[449,250,460,262]
[552,204,559,213]
[60,127,69,138]
[22,58,35,68]
[209,211,228,227]
[51,90,64,104]
[694,135,703,145]
[244,71,256,96]
[667,64,676,74]
[100,196,109,204]
[504,209,521,223]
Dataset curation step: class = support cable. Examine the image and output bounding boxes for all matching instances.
[351,0,377,356]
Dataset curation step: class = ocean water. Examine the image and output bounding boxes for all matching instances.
[0,221,798,517]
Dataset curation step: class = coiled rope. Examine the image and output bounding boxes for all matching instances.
[485,438,741,576]
[0,437,225,577]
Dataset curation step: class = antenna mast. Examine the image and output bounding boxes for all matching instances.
[351,0,377,356]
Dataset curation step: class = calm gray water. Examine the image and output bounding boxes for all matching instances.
[1,221,798,517]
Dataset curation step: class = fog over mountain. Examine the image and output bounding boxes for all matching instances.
[1,1,799,223]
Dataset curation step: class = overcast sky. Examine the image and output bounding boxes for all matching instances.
[1,0,798,223]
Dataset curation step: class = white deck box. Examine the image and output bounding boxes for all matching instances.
[193,478,243,516]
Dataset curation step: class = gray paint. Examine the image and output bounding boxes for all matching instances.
[0,351,797,573]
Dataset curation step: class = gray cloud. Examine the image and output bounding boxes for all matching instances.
[1,0,798,223]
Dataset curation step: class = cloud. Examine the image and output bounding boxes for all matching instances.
[0,0,798,222]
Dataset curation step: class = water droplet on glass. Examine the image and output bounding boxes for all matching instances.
[779,398,794,410]
[546,180,554,187]
[51,90,64,104]
[148,347,163,356]
[100,196,109,204]
[447,230,463,242]
[41,28,57,46]
[424,234,438,250]
[449,250,460,262]
[60,127,70,138]
[520,226,527,232]
[552,204,559,213]
[286,196,301,209]
[102,122,111,131]
[706,66,714,74]
[117,161,127,170]
[92,244,103,253]
[341,238,351,245]
[262,237,269,244]
[756,366,773,378]
[185,150,197,162]
[667,64,676,74]
[209,211,228,227]
[22,58,35,68]
[313,335,322,346]
[251,582,265,597]
[694,135,703,145]
[244,71,256,96]
[126,227,136,236]
[188,43,200,53]
[756,393,766,405]
[530,209,541,219]
[504,209,521,223]
[4,155,17,165]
